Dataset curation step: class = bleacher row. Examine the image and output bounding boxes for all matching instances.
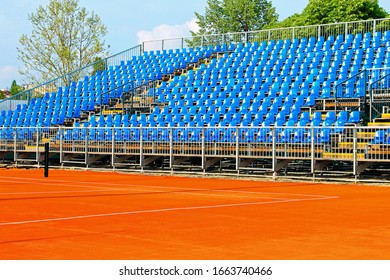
[58,110,358,143]
[1,31,390,143]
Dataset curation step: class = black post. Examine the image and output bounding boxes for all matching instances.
[44,142,49,177]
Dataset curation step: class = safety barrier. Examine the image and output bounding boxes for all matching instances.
[2,126,390,177]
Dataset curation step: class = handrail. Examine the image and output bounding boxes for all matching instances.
[368,70,390,120]
[143,17,390,51]
[120,79,158,115]
[369,71,390,90]
[0,45,142,109]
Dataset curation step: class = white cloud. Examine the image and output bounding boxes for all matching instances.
[136,18,199,44]
[0,66,20,89]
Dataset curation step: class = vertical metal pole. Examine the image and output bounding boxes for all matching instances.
[85,127,89,167]
[140,127,144,169]
[44,142,49,177]
[364,69,369,123]
[335,84,338,115]
[311,126,315,174]
[111,127,115,168]
[353,127,358,176]
[201,127,205,172]
[369,87,373,121]
[235,127,239,172]
[59,127,63,165]
[318,25,321,40]
[100,93,102,114]
[36,127,39,165]
[292,27,295,40]
[13,128,17,163]
[169,127,173,170]
[272,127,277,177]
[27,90,32,104]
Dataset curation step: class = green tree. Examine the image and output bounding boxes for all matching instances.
[91,57,107,77]
[192,0,278,37]
[0,90,6,100]
[277,0,388,27]
[17,0,108,86]
[9,80,23,96]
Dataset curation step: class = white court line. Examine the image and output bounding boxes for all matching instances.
[0,187,330,202]
[0,195,338,226]
[0,177,339,201]
[0,189,124,196]
[0,176,335,199]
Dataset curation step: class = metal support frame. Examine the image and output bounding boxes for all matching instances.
[2,125,390,181]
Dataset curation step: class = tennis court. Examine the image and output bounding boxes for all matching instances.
[1,168,389,260]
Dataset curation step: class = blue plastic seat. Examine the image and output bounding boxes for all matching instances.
[372,130,386,144]
[293,128,307,143]
[278,129,292,143]
[319,129,331,143]
[255,128,271,142]
[300,112,311,123]
[324,111,336,123]
[347,111,360,123]
[336,111,349,123]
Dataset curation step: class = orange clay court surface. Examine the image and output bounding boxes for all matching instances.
[1,168,390,260]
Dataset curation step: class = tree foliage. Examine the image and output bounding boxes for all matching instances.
[17,0,108,85]
[192,0,278,36]
[0,90,7,100]
[9,80,23,96]
[276,0,388,28]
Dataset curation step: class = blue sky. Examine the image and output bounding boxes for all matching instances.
[1,0,390,89]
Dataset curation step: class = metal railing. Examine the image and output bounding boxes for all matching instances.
[2,125,390,176]
[0,45,142,111]
[143,18,390,51]
[329,68,390,123]
[120,80,158,115]
[369,70,390,120]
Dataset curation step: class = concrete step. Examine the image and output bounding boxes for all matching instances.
[338,142,368,149]
[322,152,365,160]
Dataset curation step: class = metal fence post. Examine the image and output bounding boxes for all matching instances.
[318,25,321,39]
[85,127,89,167]
[272,127,277,177]
[169,127,173,170]
[111,127,115,168]
[311,126,315,174]
[13,128,17,163]
[235,127,239,172]
[36,127,40,164]
[201,127,205,172]
[59,127,63,165]
[353,126,358,177]
[140,127,144,169]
